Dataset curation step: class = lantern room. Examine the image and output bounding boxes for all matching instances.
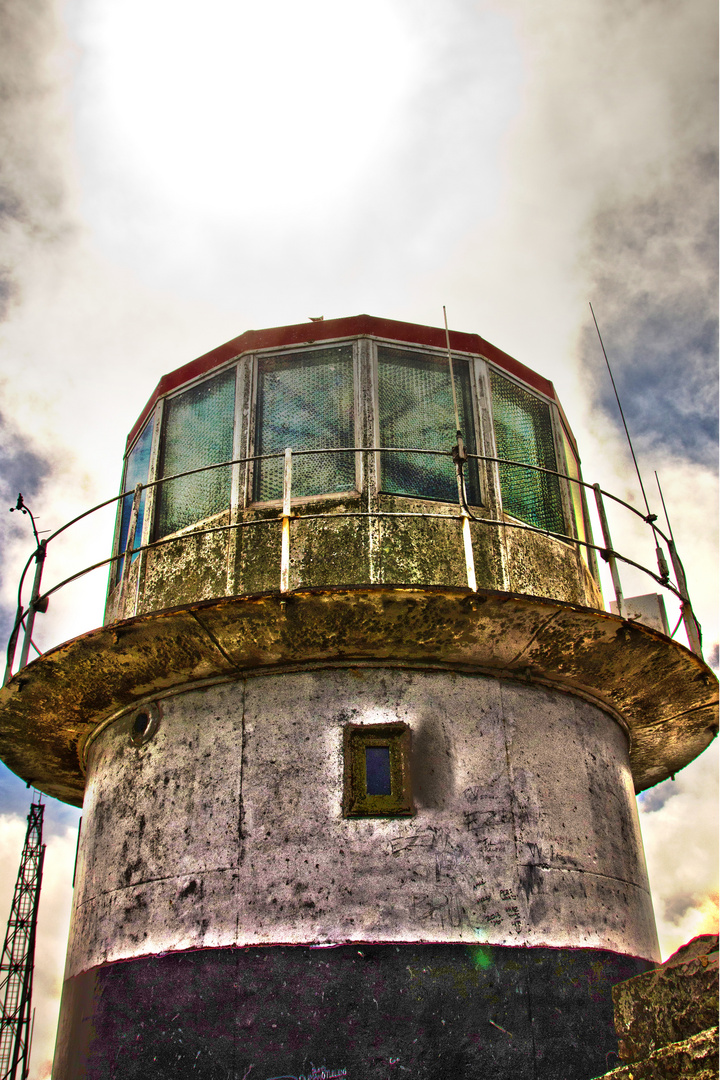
[105,314,600,623]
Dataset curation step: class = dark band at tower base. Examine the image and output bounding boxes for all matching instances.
[53,943,652,1080]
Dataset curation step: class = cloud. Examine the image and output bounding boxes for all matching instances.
[639,741,719,959]
[565,0,718,470]
[0,410,55,646]
[0,0,77,273]
[580,153,718,469]
[445,0,719,652]
[56,0,526,326]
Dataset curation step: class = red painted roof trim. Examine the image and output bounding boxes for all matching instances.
[126,314,559,450]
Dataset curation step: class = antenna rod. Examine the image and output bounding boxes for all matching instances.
[443,306,462,440]
[589,303,653,520]
[654,471,675,543]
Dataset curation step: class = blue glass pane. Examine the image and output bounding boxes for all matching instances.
[378,348,481,505]
[155,368,236,539]
[365,746,392,796]
[116,420,154,582]
[489,371,563,533]
[254,347,355,502]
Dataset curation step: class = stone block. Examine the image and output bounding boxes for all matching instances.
[599,1025,718,1079]
[613,934,718,1062]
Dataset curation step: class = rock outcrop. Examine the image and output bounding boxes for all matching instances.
[596,933,718,1079]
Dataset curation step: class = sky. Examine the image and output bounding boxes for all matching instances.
[0,0,717,1075]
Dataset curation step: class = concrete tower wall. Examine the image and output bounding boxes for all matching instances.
[53,663,662,1079]
[67,670,658,976]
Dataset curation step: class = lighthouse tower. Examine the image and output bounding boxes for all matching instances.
[0,315,716,1080]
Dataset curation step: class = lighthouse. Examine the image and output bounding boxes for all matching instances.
[0,315,716,1079]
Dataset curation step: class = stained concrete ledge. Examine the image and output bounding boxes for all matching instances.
[0,586,717,806]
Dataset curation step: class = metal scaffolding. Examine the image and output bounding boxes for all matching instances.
[0,799,45,1080]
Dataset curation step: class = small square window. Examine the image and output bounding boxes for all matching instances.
[343,723,413,817]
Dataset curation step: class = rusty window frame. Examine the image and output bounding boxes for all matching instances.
[343,722,414,817]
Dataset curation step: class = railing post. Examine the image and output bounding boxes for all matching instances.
[593,484,624,617]
[454,454,476,592]
[280,449,292,594]
[119,484,143,605]
[461,516,477,592]
[3,605,24,684]
[667,541,703,657]
[18,540,47,671]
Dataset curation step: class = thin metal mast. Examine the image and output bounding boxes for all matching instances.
[443,305,462,442]
[588,304,652,517]
[0,797,46,1080]
[589,303,670,587]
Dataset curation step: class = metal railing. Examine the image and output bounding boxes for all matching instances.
[3,445,703,684]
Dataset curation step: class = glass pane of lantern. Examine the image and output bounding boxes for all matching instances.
[254,347,355,502]
[155,368,236,539]
[560,424,590,563]
[115,419,154,582]
[489,371,564,534]
[378,347,481,505]
[365,746,392,796]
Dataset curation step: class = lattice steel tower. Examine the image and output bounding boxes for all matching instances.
[0,798,45,1080]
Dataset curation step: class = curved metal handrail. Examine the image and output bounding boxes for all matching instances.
[4,445,702,682]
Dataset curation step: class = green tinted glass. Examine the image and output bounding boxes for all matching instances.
[254,347,355,502]
[490,371,563,533]
[155,368,236,538]
[378,348,481,504]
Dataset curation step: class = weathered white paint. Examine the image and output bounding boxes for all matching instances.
[66,668,660,979]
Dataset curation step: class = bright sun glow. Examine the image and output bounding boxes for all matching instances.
[73,0,422,221]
